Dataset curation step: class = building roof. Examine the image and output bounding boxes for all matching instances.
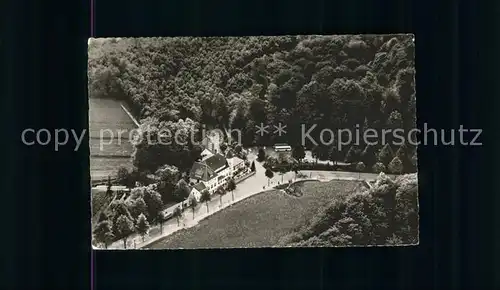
[189,162,216,182]
[200,136,213,149]
[201,148,214,160]
[190,153,228,182]
[225,149,235,158]
[228,156,245,165]
[193,182,206,192]
[204,153,228,172]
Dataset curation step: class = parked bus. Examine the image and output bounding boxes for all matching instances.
[273,143,292,152]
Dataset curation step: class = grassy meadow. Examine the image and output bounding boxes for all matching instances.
[146,180,361,249]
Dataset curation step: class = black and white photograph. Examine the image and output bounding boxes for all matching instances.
[88,35,418,249]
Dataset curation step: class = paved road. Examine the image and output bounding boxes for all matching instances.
[103,152,295,249]
[104,153,265,249]
[101,151,394,249]
[249,147,350,166]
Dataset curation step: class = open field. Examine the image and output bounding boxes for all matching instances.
[146,179,361,249]
[89,98,137,132]
[90,157,134,181]
[89,138,135,156]
[88,125,138,139]
[89,98,138,180]
[88,98,137,139]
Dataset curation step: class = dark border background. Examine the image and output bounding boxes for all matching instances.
[1,0,497,289]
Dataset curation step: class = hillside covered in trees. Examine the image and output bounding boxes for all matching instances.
[88,35,416,175]
[278,173,419,246]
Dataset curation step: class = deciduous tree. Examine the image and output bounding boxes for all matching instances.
[98,212,109,223]
[377,144,394,165]
[292,145,305,163]
[136,213,150,242]
[93,220,114,249]
[344,145,360,163]
[216,187,227,206]
[360,144,377,168]
[114,214,134,249]
[200,190,211,213]
[154,165,181,203]
[356,162,366,172]
[277,162,291,184]
[143,186,163,223]
[388,156,403,174]
[173,207,183,227]
[372,162,386,173]
[173,179,191,201]
[265,168,274,186]
[188,196,198,219]
[110,200,133,234]
[257,148,266,162]
[116,166,131,187]
[328,145,339,166]
[106,175,113,196]
[88,35,416,187]
[227,178,237,201]
[220,143,228,153]
[128,197,147,220]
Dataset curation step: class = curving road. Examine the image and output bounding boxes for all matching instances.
[101,151,394,249]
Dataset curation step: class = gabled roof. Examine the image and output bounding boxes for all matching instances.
[201,148,214,160]
[204,153,228,172]
[225,149,235,158]
[193,182,206,192]
[190,162,216,181]
[200,136,213,148]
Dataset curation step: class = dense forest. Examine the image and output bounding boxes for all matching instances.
[88,35,416,175]
[279,173,419,246]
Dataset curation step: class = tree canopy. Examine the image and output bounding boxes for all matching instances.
[279,173,418,246]
[89,35,416,176]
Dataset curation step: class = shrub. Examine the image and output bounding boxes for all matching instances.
[136,213,150,242]
[372,162,386,173]
[355,162,366,172]
[377,144,394,165]
[344,145,360,163]
[116,166,133,188]
[388,157,403,174]
[280,173,418,247]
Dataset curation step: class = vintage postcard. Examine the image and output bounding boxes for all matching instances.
[88,35,418,249]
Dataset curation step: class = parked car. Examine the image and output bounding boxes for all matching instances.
[162,211,174,221]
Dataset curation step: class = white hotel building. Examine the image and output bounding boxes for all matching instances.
[188,148,245,201]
